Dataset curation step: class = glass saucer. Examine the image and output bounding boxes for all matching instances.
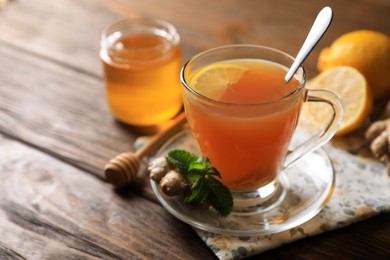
[150,129,335,236]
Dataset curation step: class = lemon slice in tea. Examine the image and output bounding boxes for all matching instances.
[189,63,248,100]
[303,66,373,135]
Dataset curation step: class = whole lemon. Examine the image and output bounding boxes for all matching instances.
[318,30,390,100]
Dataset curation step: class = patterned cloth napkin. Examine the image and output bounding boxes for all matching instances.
[193,132,390,259]
[137,125,390,260]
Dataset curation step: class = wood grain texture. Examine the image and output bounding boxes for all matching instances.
[0,134,213,259]
[0,41,129,178]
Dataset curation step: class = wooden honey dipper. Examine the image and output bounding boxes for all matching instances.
[104,112,187,188]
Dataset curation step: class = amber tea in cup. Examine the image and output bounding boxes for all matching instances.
[100,18,183,129]
[181,45,343,211]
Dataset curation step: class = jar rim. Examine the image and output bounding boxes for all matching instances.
[100,17,180,51]
[100,17,181,65]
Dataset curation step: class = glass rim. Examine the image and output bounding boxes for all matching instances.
[100,17,180,52]
[180,44,307,107]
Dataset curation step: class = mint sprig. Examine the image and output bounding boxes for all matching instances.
[167,149,233,216]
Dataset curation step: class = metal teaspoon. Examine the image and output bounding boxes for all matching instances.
[284,6,333,82]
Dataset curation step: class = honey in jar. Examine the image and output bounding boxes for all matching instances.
[100,18,183,129]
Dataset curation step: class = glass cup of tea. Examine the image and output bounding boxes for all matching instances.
[180,44,343,212]
[100,17,183,133]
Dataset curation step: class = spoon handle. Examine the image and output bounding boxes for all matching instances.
[284,6,333,82]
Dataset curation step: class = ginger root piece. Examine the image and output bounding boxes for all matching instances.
[365,117,390,175]
[148,156,191,196]
[148,157,169,183]
[160,170,191,196]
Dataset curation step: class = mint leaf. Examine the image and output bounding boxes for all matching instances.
[206,176,233,216]
[167,150,198,175]
[166,149,233,216]
[187,161,233,215]
[185,172,203,183]
[188,161,207,172]
[185,178,210,205]
[206,165,221,178]
[189,158,220,177]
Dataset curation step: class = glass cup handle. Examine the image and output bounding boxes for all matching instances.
[283,89,344,168]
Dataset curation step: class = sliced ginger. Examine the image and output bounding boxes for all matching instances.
[365,101,390,175]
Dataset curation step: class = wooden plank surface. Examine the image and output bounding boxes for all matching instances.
[0,134,212,259]
[0,40,130,178]
[0,0,389,259]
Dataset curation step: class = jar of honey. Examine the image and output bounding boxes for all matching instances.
[100,18,183,132]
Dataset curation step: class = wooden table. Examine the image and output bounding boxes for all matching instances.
[0,0,389,259]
